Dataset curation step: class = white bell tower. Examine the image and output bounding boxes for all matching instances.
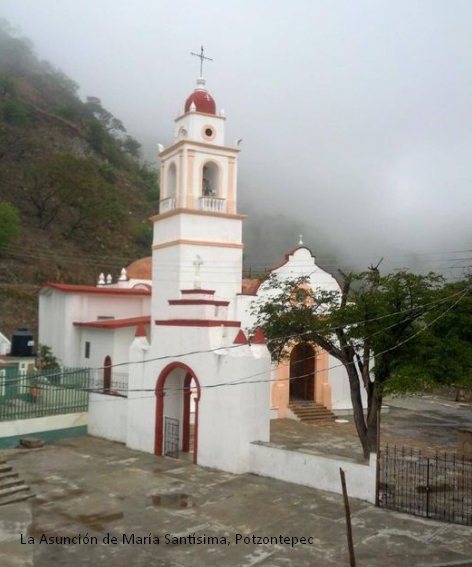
[151,61,244,323]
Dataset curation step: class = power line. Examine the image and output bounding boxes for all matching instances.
[26,283,469,403]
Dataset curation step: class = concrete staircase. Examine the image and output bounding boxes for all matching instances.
[0,459,33,506]
[288,401,337,423]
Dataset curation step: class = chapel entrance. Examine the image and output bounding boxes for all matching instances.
[289,343,315,401]
[155,363,200,464]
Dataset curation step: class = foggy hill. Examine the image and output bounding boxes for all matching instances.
[0,20,337,340]
[0,20,160,338]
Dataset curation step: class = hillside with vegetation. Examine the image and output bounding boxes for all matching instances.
[0,19,159,340]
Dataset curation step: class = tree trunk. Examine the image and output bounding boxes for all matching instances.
[347,365,382,460]
[346,364,369,458]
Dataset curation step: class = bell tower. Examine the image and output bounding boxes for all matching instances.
[151,56,244,322]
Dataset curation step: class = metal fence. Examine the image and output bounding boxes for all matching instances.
[378,444,472,526]
[0,367,90,421]
[89,370,128,397]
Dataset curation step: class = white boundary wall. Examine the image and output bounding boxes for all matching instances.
[249,443,377,503]
[0,412,87,439]
[88,393,127,443]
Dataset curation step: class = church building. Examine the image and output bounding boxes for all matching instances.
[38,64,355,474]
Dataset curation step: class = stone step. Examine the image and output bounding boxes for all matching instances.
[0,491,34,507]
[0,470,18,482]
[0,483,30,500]
[0,476,24,490]
[0,459,34,507]
[289,407,333,414]
[289,402,337,422]
[290,408,333,416]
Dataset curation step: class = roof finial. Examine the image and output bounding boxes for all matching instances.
[190,45,213,78]
[298,234,304,246]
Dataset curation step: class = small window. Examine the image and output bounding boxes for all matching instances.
[85,341,91,359]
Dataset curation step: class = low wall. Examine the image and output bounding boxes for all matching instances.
[249,442,377,503]
[88,392,127,443]
[0,412,88,449]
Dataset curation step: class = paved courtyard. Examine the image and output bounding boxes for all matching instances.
[1,423,472,567]
[271,394,472,461]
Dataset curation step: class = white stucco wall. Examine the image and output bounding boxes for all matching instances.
[39,288,150,368]
[174,111,226,147]
[249,443,377,503]
[0,412,87,439]
[39,292,82,367]
[0,332,11,356]
[152,239,243,321]
[88,392,127,443]
[237,247,364,413]
[126,324,271,474]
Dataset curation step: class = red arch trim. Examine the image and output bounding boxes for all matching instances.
[155,362,201,464]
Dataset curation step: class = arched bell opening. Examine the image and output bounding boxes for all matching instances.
[166,162,177,198]
[201,161,219,197]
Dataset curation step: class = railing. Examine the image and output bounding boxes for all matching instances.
[378,444,472,526]
[90,370,128,397]
[0,367,90,421]
[159,197,176,214]
[199,197,226,213]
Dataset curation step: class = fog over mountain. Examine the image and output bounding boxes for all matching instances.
[1,0,472,276]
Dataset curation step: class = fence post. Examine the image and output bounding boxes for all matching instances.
[426,457,430,518]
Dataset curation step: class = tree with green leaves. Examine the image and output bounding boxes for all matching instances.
[0,201,21,252]
[36,344,59,370]
[251,268,460,458]
[396,277,472,395]
[24,153,125,239]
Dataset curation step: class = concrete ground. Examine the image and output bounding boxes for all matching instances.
[1,422,472,567]
[271,395,472,461]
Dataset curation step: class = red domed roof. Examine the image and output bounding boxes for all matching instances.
[185,89,216,115]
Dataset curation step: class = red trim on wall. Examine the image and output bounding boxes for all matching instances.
[155,362,201,465]
[74,316,150,329]
[168,299,230,307]
[182,373,192,453]
[155,319,241,327]
[42,282,151,296]
[180,289,215,295]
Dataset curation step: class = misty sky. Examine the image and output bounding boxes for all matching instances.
[1,0,472,275]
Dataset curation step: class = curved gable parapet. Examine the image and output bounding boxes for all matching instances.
[251,247,340,302]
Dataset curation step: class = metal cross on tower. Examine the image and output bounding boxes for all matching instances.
[191,45,213,77]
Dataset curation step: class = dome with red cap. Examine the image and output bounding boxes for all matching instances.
[184,77,216,115]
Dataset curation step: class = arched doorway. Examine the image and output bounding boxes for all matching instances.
[289,343,315,401]
[155,363,201,464]
[103,356,112,393]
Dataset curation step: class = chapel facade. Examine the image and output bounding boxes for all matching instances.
[38,69,357,473]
